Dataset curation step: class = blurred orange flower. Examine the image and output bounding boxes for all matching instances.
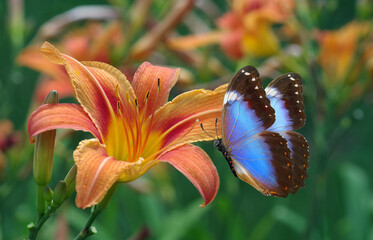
[17,22,123,102]
[0,120,22,174]
[317,22,370,83]
[317,21,373,106]
[217,0,295,59]
[28,42,225,209]
[18,2,195,103]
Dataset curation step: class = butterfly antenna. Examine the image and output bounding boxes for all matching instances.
[200,121,216,139]
[215,118,219,139]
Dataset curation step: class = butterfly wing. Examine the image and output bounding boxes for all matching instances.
[230,131,297,197]
[221,66,298,196]
[265,72,309,191]
[279,131,309,191]
[222,66,275,146]
[265,73,305,131]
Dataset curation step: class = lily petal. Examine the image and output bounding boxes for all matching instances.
[131,62,180,116]
[152,84,227,150]
[74,139,130,209]
[28,103,101,142]
[158,144,219,207]
[41,42,135,139]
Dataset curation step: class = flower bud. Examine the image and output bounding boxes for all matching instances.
[33,91,58,186]
[43,186,53,204]
[64,164,77,198]
[53,180,67,208]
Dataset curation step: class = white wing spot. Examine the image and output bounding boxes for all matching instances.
[259,95,263,98]
[224,90,242,104]
[255,86,259,89]
[290,77,295,81]
[296,100,300,103]
[241,69,245,73]
[295,91,299,95]
[244,72,250,75]
[252,77,256,81]
[266,88,281,97]
[265,105,268,108]
[294,84,299,87]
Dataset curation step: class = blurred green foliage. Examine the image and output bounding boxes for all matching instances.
[1,0,373,239]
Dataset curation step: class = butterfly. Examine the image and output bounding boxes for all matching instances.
[215,66,309,197]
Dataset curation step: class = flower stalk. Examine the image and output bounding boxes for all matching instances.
[32,90,58,214]
[73,183,119,240]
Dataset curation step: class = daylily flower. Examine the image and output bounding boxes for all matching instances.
[317,21,372,85]
[166,0,295,60]
[28,42,226,209]
[316,21,373,111]
[217,0,295,59]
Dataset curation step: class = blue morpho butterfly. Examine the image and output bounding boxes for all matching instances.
[209,66,309,197]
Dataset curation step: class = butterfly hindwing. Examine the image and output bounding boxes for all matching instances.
[230,131,296,197]
[222,66,275,146]
[279,131,309,190]
[265,73,306,131]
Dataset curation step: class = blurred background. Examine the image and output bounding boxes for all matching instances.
[1,0,373,239]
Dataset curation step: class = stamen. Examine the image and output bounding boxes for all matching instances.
[144,118,200,162]
[138,79,161,156]
[144,90,150,102]
[131,97,142,162]
[134,98,138,109]
[116,101,121,114]
[158,108,221,142]
[126,91,131,103]
[115,95,133,162]
[115,84,119,98]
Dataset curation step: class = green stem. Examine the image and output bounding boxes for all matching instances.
[73,183,119,240]
[36,185,46,215]
[28,206,54,240]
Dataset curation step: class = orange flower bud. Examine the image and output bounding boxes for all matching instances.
[33,90,58,186]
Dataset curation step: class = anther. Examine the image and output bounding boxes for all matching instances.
[134,98,138,108]
[117,101,121,114]
[115,84,119,98]
[144,90,150,102]
[157,78,161,90]
[126,91,131,103]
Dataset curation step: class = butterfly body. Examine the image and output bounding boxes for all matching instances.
[214,138,237,177]
[217,66,309,197]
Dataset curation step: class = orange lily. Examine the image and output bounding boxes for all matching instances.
[28,42,226,209]
[167,0,294,59]
[317,21,372,85]
[217,0,294,59]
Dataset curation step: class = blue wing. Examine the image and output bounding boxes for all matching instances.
[265,73,306,132]
[222,66,275,147]
[230,131,296,197]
